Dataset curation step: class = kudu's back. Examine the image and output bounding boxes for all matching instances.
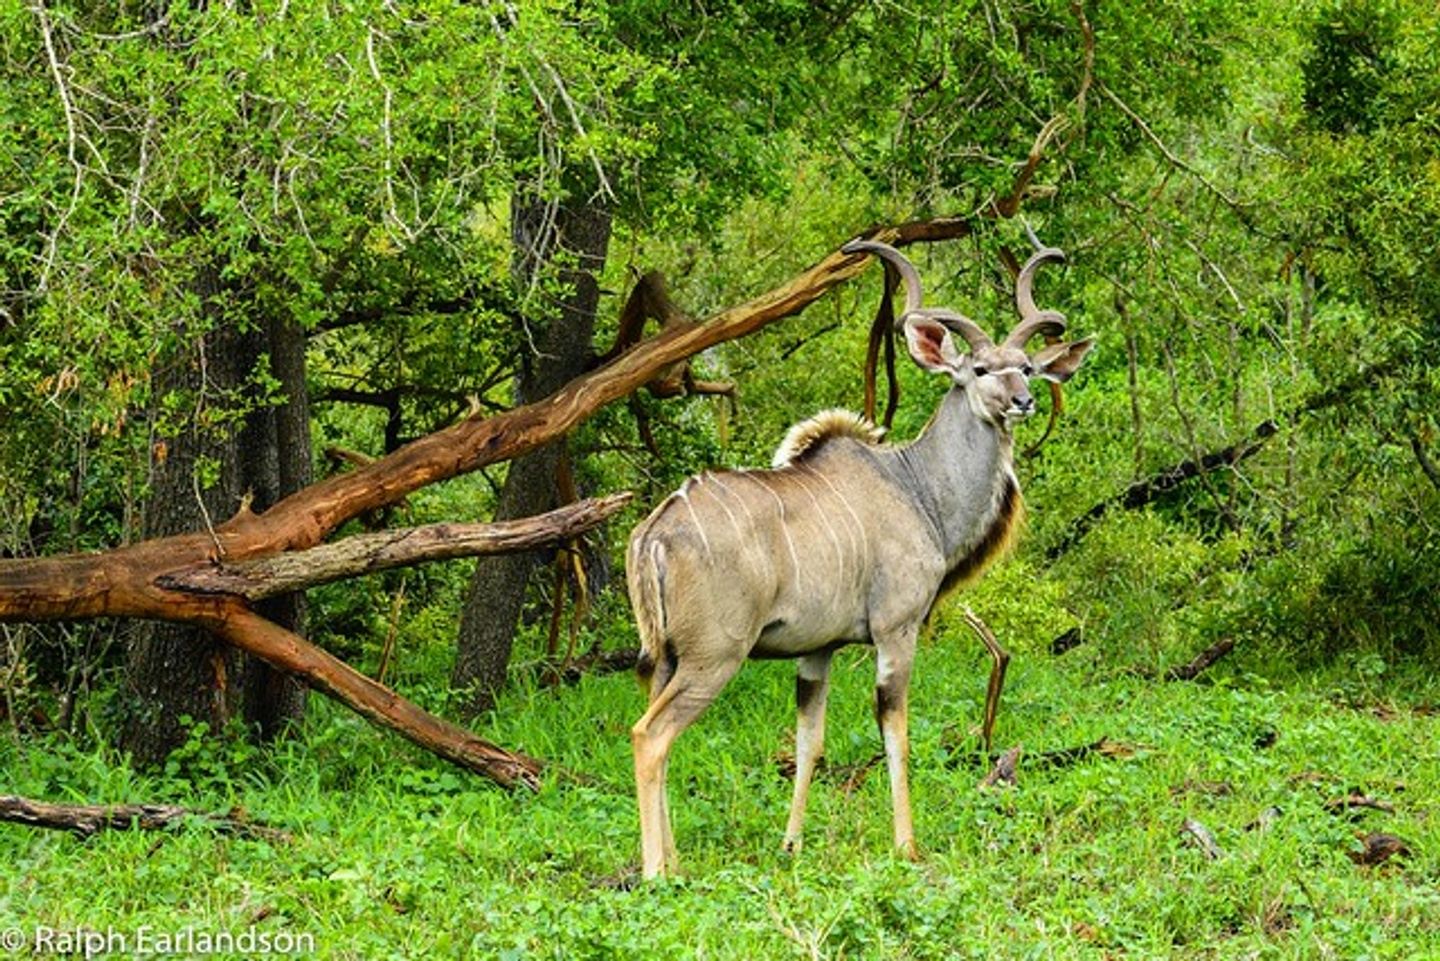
[628,421,945,684]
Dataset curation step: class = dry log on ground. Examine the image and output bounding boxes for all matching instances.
[1324,794,1396,816]
[1165,637,1237,681]
[0,795,290,842]
[1126,638,1236,683]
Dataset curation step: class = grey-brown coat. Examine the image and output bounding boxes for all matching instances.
[627,238,1094,878]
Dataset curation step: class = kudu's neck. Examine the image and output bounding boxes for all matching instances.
[889,387,1015,563]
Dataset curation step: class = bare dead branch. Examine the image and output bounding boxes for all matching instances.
[1324,794,1396,816]
[962,606,1009,754]
[209,607,544,790]
[158,493,631,601]
[31,0,86,293]
[1181,818,1224,859]
[1047,422,1278,558]
[1099,83,1248,221]
[0,795,290,843]
[1163,637,1236,681]
[991,114,1070,219]
[1411,435,1440,494]
[1070,1,1095,115]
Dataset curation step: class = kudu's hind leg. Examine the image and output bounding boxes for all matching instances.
[874,631,919,860]
[631,654,743,878]
[783,650,834,854]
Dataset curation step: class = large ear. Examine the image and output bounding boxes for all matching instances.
[1031,336,1095,383]
[903,317,964,375]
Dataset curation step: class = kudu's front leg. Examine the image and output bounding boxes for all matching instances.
[875,631,919,860]
[783,650,834,854]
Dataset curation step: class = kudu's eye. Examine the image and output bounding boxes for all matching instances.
[972,365,989,376]
[1022,363,1034,377]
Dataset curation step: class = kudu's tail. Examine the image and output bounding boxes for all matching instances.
[626,531,671,696]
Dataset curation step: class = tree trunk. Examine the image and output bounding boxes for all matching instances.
[244,313,311,739]
[121,299,311,763]
[122,292,256,764]
[452,195,611,715]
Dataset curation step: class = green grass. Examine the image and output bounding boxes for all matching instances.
[4,623,1440,959]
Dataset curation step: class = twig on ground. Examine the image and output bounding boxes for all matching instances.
[1164,638,1236,681]
[1181,818,1224,859]
[1324,794,1395,816]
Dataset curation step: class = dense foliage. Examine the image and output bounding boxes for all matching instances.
[2,0,1437,955]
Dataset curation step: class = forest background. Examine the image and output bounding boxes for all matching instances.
[1,0,1438,957]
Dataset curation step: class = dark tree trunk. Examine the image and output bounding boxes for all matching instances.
[122,296,256,764]
[121,293,311,764]
[244,313,311,738]
[451,195,611,715]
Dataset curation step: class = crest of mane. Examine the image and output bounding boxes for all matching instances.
[771,409,886,468]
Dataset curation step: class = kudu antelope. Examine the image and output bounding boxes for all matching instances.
[626,237,1094,878]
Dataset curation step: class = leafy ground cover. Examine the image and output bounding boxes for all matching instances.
[4,604,1437,960]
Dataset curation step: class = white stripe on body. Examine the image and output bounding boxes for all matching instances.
[737,471,802,589]
[676,482,712,561]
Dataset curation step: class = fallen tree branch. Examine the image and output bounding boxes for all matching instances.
[1047,422,1277,559]
[962,606,1009,754]
[0,216,973,788]
[1412,435,1440,494]
[1325,794,1396,816]
[159,493,631,601]
[1125,638,1237,683]
[0,795,290,842]
[1163,637,1236,681]
[1047,347,1416,559]
[208,607,544,789]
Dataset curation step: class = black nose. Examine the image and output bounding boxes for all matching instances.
[1014,395,1034,412]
